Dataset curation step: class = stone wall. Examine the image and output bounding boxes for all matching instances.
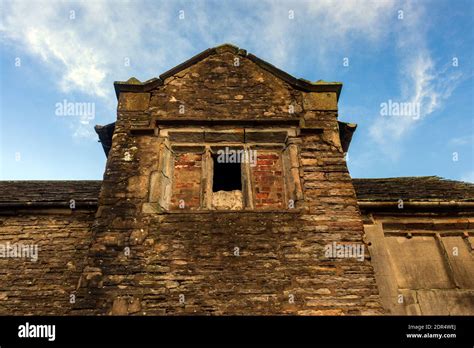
[0,211,95,315]
[147,52,302,121]
[74,45,382,315]
[362,210,474,315]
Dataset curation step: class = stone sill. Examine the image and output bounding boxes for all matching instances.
[142,203,302,214]
[165,209,302,214]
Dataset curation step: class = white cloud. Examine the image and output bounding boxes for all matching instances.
[1,0,398,99]
[3,3,109,98]
[369,53,463,153]
[368,2,465,157]
[238,0,397,71]
[460,171,474,183]
[1,0,192,101]
[450,134,474,146]
[306,0,395,39]
[2,0,462,146]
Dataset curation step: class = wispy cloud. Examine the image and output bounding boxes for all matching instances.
[1,0,464,146]
[369,2,465,158]
[306,0,395,40]
[1,0,397,99]
[2,3,108,98]
[450,134,474,146]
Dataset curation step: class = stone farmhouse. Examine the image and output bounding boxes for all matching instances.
[0,44,472,315]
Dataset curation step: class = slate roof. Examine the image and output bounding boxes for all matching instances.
[0,180,101,208]
[0,177,473,208]
[353,176,474,202]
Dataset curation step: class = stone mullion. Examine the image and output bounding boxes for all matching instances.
[243,144,255,209]
[200,146,213,210]
[163,144,175,210]
[281,145,292,209]
[282,138,304,209]
[288,138,304,203]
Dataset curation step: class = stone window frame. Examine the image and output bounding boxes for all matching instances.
[143,127,304,213]
[203,144,254,210]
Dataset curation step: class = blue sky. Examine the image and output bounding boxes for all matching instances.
[1,0,473,181]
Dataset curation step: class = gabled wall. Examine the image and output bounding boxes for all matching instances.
[74,45,382,315]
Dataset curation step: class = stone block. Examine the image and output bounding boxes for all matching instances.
[245,131,288,143]
[118,92,150,111]
[205,131,244,143]
[169,131,204,143]
[303,92,338,111]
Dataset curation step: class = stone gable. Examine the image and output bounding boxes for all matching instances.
[148,49,303,120]
[69,44,382,315]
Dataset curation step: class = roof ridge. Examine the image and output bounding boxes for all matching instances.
[353,176,440,180]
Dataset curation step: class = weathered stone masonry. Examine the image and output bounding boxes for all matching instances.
[0,181,97,315]
[1,44,472,316]
[73,44,382,315]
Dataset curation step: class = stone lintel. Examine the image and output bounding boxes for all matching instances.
[205,131,244,143]
[245,131,287,143]
[171,145,206,154]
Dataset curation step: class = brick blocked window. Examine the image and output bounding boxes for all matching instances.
[252,151,284,209]
[170,153,202,210]
[145,129,303,213]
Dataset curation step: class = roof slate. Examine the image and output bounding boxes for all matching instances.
[0,177,473,208]
[353,176,474,202]
[0,181,101,208]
